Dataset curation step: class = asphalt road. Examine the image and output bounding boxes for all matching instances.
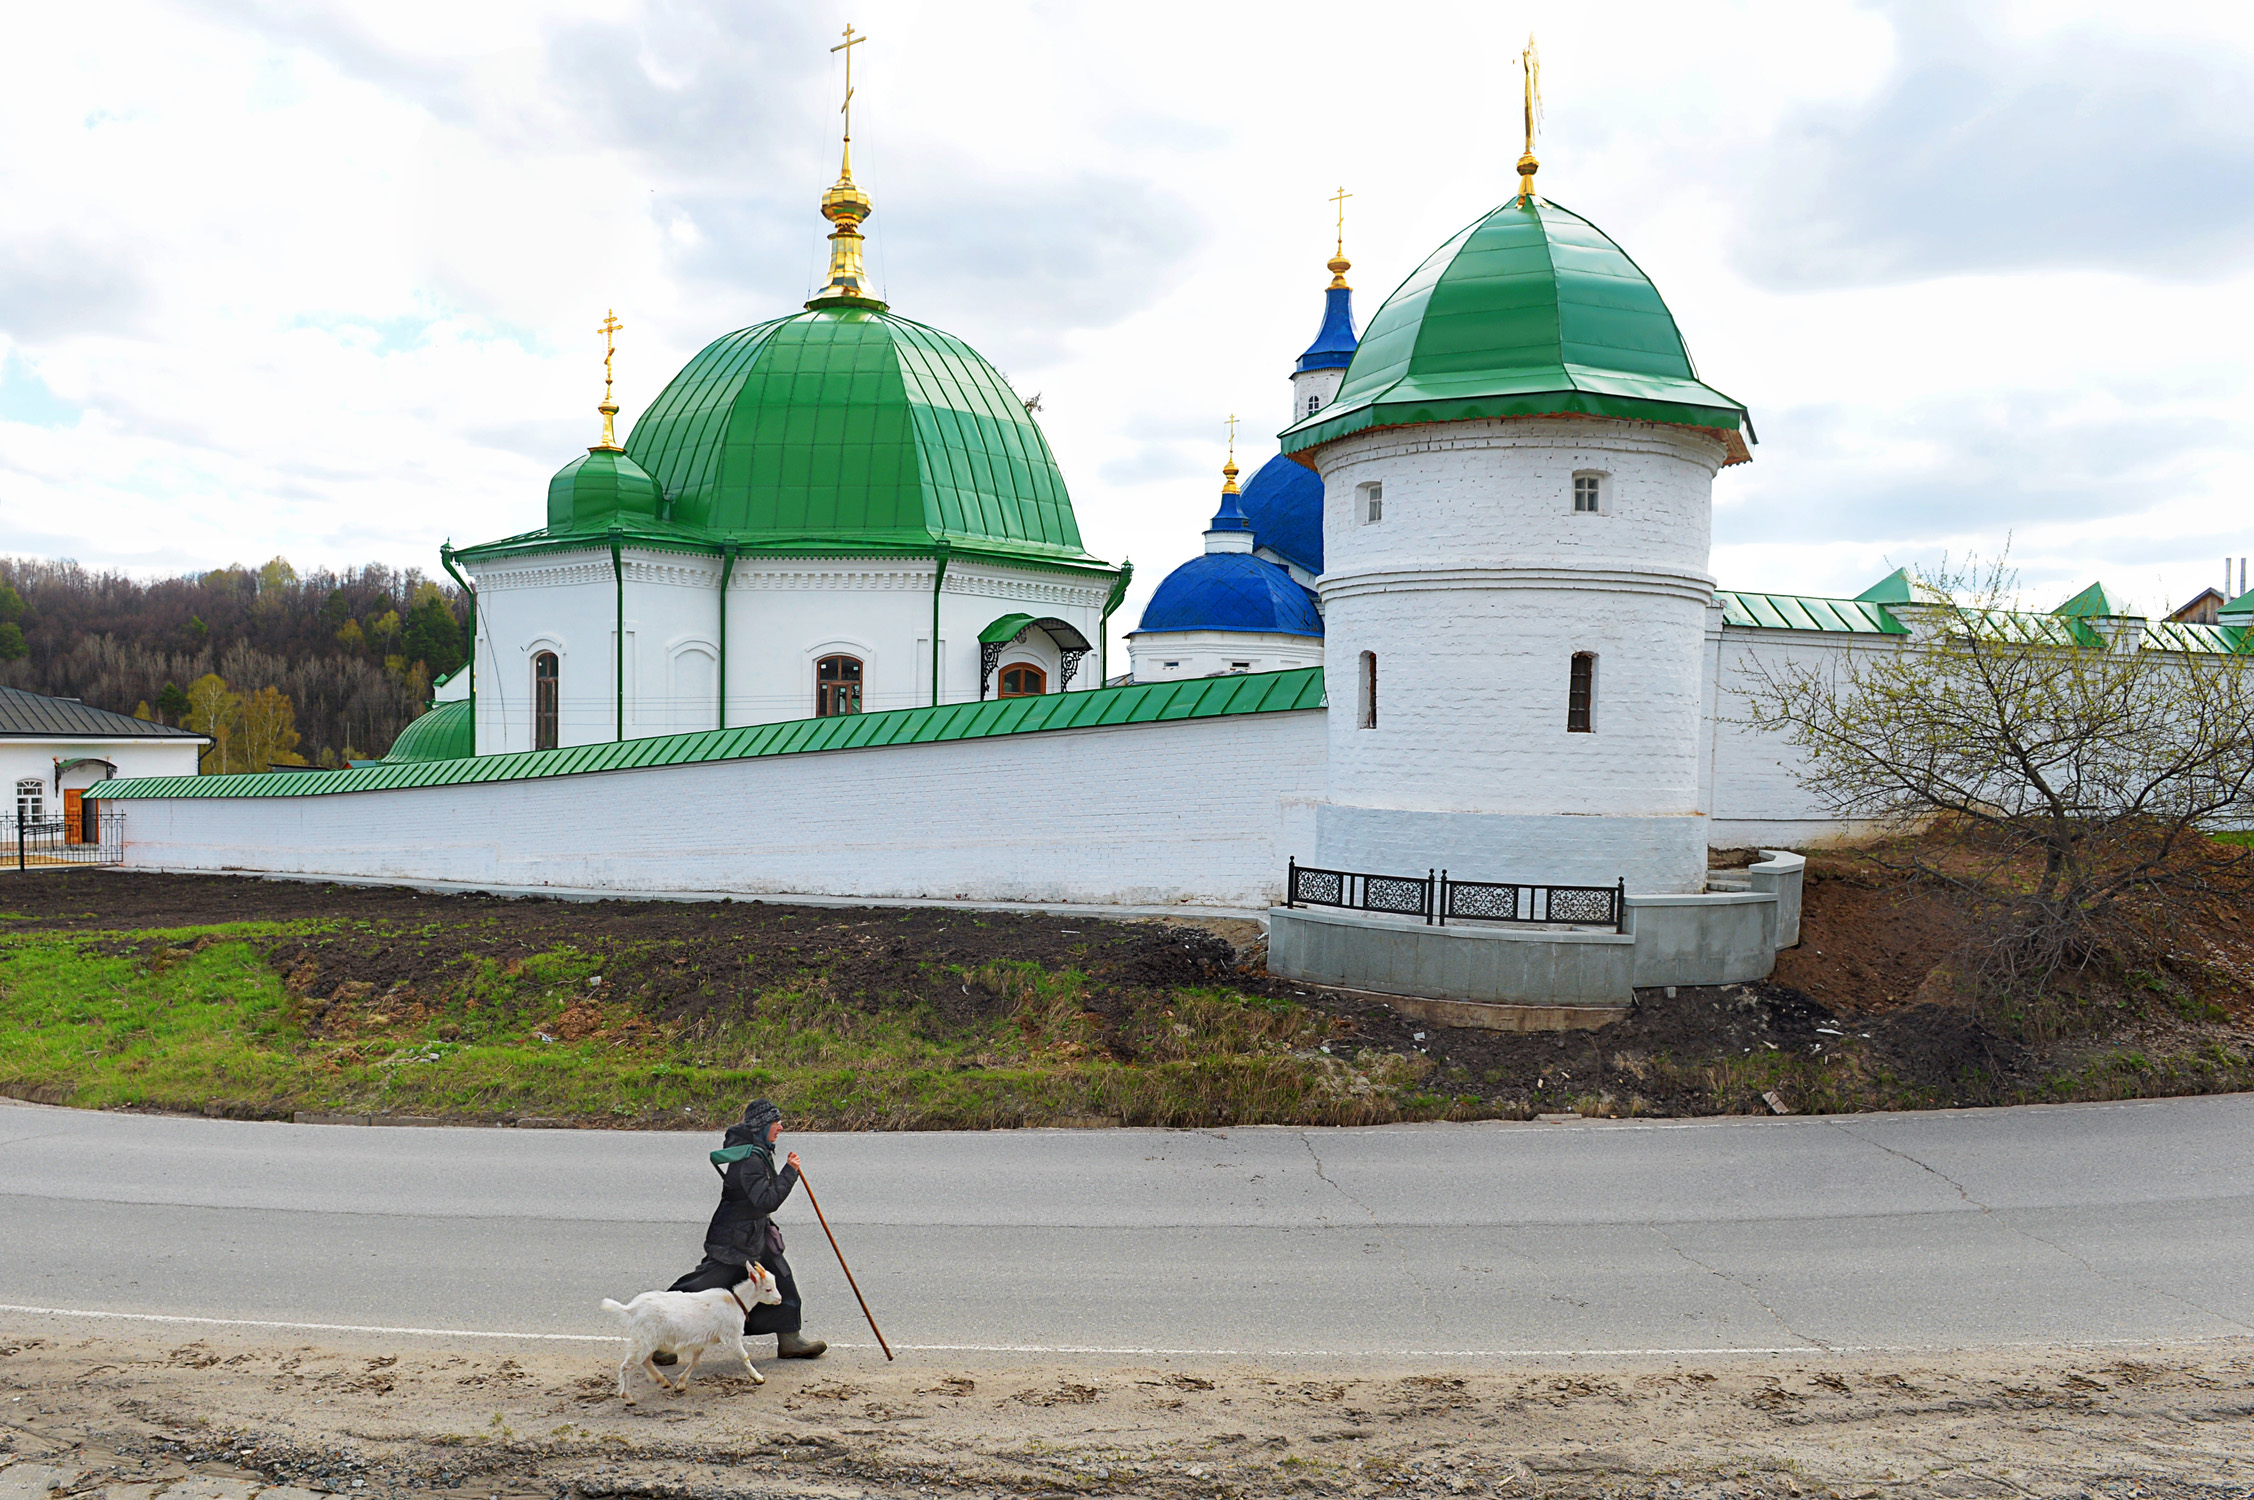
[3,1096,2250,1357]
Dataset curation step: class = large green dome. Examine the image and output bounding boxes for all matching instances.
[628,306,1093,564]
[461,305,1104,572]
[1281,197,1751,464]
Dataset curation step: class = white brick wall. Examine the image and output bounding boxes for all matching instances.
[115,710,1330,909]
[1310,417,1729,892]
[470,548,1115,754]
[1704,625,1903,846]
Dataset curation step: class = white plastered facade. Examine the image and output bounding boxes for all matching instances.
[465,547,1113,754]
[1127,631,1325,682]
[6,736,204,824]
[1309,416,1727,894]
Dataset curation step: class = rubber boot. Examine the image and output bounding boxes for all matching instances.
[775,1331,827,1358]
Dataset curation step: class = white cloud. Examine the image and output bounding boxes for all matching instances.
[1,0,2250,632]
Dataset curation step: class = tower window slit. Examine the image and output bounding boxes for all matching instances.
[1359,650,1378,728]
[1567,652,1596,733]
[533,652,559,751]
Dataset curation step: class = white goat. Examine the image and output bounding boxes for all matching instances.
[600,1263,782,1400]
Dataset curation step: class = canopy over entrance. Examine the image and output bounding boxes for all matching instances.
[978,613,1094,696]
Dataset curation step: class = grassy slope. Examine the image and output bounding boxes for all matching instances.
[0,921,1436,1128]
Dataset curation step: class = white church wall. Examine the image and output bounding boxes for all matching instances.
[1313,417,1727,894]
[1290,366,1345,428]
[1127,630,1325,682]
[112,710,1330,909]
[6,739,203,823]
[472,550,1119,751]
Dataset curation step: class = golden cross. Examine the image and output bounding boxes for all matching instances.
[1329,186,1352,258]
[832,23,866,143]
[597,309,623,402]
[1520,34,1541,161]
[1225,413,1238,462]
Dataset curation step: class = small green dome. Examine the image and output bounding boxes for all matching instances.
[618,306,1094,565]
[547,447,661,533]
[381,697,475,763]
[1282,197,1752,463]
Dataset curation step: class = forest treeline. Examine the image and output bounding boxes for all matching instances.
[0,557,469,767]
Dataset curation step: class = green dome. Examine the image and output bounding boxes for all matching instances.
[381,698,475,763]
[1281,197,1752,464]
[610,306,1095,565]
[546,447,661,533]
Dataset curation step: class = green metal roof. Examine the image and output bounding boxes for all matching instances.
[460,307,1104,573]
[91,668,1326,802]
[1854,567,1946,605]
[547,447,661,533]
[1718,591,1907,635]
[1280,197,1751,464]
[2053,581,2119,618]
[380,698,475,763]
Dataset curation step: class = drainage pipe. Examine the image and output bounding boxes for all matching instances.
[437,543,477,708]
[608,528,625,742]
[930,544,949,706]
[716,539,738,730]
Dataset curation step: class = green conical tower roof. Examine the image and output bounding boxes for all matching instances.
[1281,197,1752,463]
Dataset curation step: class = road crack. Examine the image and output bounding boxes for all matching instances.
[1828,1120,2254,1336]
[1645,1220,1831,1350]
[1298,1132,1439,1332]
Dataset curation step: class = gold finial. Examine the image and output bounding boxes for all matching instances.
[1516,34,1542,202]
[1221,414,1241,494]
[593,308,625,452]
[810,23,884,308]
[1327,186,1352,288]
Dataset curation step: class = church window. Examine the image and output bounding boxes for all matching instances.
[533,652,559,751]
[1567,652,1597,732]
[14,778,43,824]
[997,663,1046,698]
[1306,394,1321,416]
[1229,661,1251,673]
[1573,472,1608,514]
[1359,482,1383,524]
[1358,651,1378,728]
[816,654,863,716]
[1162,660,1180,670]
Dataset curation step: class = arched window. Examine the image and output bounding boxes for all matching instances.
[13,778,43,824]
[533,652,559,750]
[1567,652,1597,733]
[816,654,863,716]
[997,663,1046,698]
[1306,393,1321,416]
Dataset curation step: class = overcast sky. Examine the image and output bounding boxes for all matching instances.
[4,0,2250,626]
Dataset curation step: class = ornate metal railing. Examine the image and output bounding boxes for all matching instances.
[5,813,125,870]
[1285,859,1624,932]
[1438,873,1624,932]
[1285,859,1436,921]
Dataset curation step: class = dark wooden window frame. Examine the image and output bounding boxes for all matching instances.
[1567,651,1596,733]
[533,652,560,751]
[816,653,864,717]
[996,662,1047,698]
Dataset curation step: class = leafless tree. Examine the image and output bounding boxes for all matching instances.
[1741,557,2254,1011]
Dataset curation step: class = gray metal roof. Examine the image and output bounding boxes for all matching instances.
[0,685,208,740]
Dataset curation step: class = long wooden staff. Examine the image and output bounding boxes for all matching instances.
[797,1168,892,1360]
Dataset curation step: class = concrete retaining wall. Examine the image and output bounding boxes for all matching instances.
[1267,905,1637,1006]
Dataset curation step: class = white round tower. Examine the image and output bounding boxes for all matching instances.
[1277,190,1752,895]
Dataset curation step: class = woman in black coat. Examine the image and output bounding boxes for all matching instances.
[664,1099,827,1358]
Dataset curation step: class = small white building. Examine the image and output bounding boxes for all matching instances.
[1,686,207,839]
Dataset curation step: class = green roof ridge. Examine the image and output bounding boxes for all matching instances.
[91,668,1327,802]
[2052,581,2117,617]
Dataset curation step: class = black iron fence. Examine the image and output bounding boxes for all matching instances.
[6,813,125,870]
[1286,858,1624,932]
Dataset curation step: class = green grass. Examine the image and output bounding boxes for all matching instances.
[0,924,1435,1129]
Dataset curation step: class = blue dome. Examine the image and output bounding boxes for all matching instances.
[1297,284,1358,372]
[1134,553,1323,638]
[1237,454,1323,576]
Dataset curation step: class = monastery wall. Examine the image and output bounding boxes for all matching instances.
[1704,625,1902,847]
[113,710,1328,909]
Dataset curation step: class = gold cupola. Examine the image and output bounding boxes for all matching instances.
[807,24,886,309]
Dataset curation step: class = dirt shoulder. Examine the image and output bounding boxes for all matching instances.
[4,1321,2250,1500]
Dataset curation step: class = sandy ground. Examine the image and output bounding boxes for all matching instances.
[3,1319,2250,1500]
